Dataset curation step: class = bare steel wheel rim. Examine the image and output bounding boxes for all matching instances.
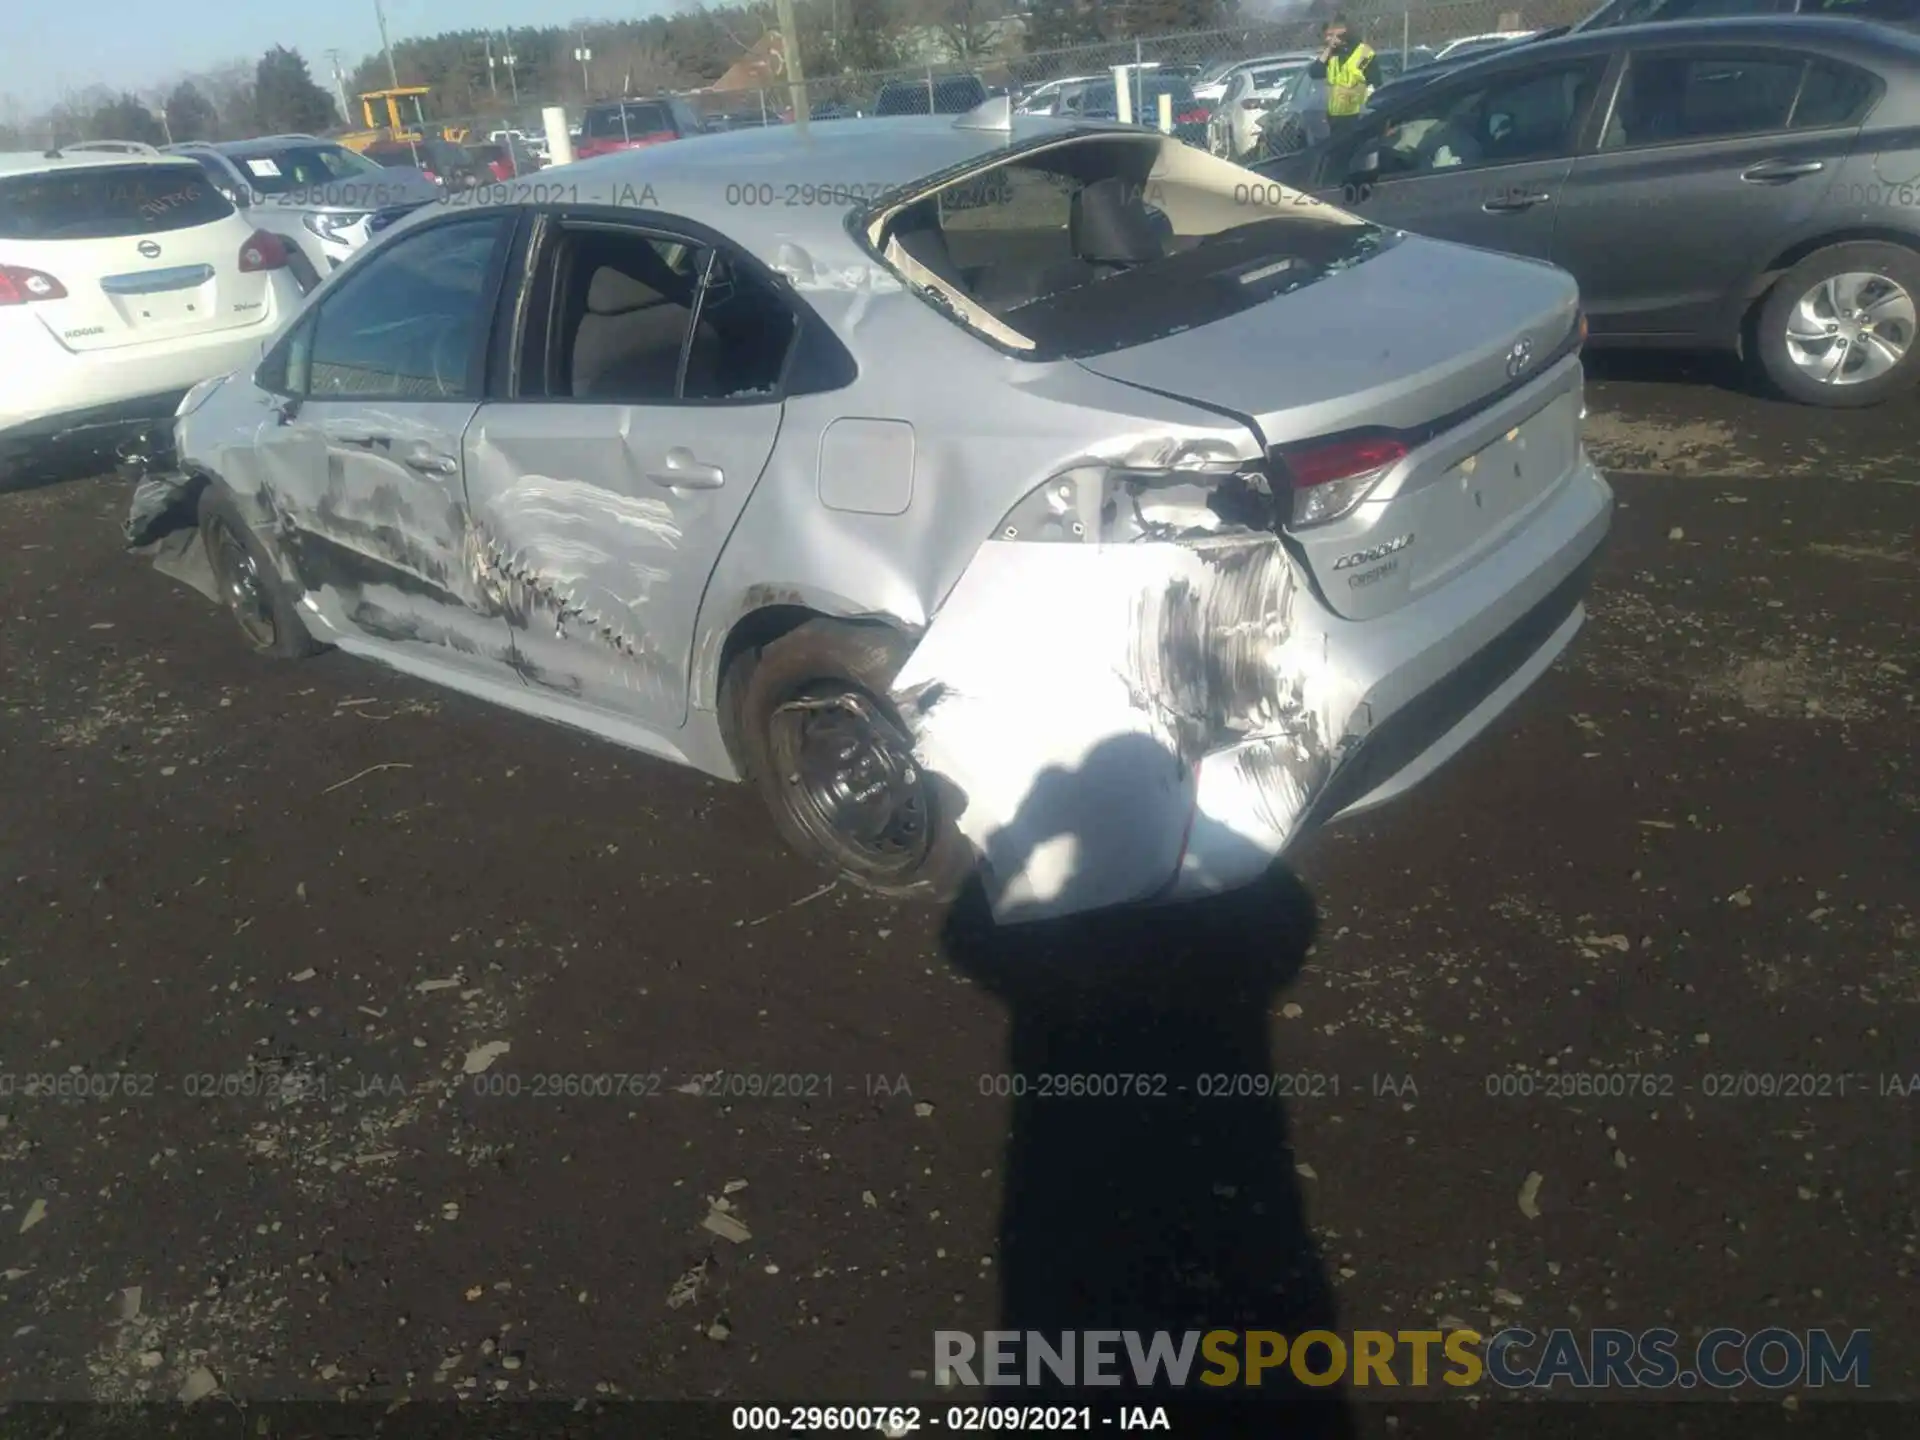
[1784,271,1916,387]
[770,686,931,879]
[206,516,276,649]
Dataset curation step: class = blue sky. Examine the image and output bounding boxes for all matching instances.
[5,0,637,115]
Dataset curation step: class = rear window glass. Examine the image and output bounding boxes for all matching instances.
[1793,59,1878,125]
[228,145,379,195]
[585,103,672,137]
[0,163,234,240]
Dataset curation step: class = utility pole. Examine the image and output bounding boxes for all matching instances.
[373,0,401,91]
[574,34,593,98]
[772,0,809,125]
[484,33,499,99]
[324,48,351,122]
[501,36,519,107]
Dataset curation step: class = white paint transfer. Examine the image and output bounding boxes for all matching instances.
[892,536,1358,923]
[480,474,681,552]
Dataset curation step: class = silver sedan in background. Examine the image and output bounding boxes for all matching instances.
[134,106,1611,922]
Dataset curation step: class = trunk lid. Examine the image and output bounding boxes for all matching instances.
[0,161,272,355]
[1069,231,1583,619]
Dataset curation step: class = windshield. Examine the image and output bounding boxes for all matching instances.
[0,162,234,240]
[231,145,381,194]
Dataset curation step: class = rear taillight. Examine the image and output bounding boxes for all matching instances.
[1576,310,1588,350]
[424,168,440,182]
[1277,433,1408,528]
[238,230,289,273]
[0,264,66,305]
[1177,108,1209,124]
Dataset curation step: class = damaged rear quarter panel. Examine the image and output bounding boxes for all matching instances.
[688,289,1269,722]
[890,532,1359,923]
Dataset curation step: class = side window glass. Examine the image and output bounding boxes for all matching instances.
[685,254,798,400]
[1369,62,1601,176]
[1792,60,1876,128]
[307,215,508,401]
[553,230,712,400]
[1604,53,1802,148]
[259,311,313,394]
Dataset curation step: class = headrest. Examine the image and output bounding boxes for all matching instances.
[1069,177,1171,266]
[585,264,663,315]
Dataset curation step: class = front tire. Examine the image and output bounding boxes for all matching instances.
[1754,241,1920,407]
[197,483,319,659]
[729,619,972,902]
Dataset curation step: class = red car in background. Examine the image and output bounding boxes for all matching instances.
[466,140,543,181]
[574,97,710,158]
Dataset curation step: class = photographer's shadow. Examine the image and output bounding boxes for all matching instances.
[940,733,1354,1430]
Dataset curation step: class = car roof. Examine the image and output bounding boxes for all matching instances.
[412,114,1123,262]
[1228,51,1317,67]
[205,136,341,156]
[0,148,204,179]
[1426,11,1920,68]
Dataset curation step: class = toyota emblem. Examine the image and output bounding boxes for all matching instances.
[137,240,162,259]
[1505,337,1534,378]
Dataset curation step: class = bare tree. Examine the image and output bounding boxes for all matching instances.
[918,0,1007,61]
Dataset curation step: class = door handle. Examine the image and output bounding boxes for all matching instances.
[331,431,380,449]
[1482,190,1551,212]
[1742,159,1825,182]
[646,447,725,490]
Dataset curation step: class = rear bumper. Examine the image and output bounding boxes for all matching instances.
[0,274,296,449]
[1168,456,1612,899]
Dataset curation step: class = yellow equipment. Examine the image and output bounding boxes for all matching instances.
[337,86,436,151]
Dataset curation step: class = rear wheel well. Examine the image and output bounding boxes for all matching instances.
[716,605,827,772]
[716,608,922,777]
[1741,229,1920,345]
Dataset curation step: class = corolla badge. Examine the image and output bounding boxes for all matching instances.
[137,240,162,259]
[1505,337,1534,378]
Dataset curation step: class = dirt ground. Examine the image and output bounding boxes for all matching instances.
[0,354,1914,1428]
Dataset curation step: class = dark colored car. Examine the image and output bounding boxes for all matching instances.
[872,74,991,115]
[1257,15,1920,406]
[576,97,708,158]
[1062,77,1214,146]
[1375,0,1920,105]
[363,138,485,189]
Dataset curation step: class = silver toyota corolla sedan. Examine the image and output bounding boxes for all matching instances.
[136,103,1612,923]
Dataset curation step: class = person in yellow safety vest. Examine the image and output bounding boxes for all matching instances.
[1307,16,1381,142]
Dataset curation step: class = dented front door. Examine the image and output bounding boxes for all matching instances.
[463,400,783,727]
[268,399,516,679]
[253,213,521,680]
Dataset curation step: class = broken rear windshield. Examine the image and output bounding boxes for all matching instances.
[0,163,234,240]
[999,221,1394,361]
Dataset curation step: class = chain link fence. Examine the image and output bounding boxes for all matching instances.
[425,0,1597,150]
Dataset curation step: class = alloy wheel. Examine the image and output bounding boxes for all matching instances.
[1784,271,1916,387]
[205,515,277,649]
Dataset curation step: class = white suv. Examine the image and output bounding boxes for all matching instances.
[0,147,305,475]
